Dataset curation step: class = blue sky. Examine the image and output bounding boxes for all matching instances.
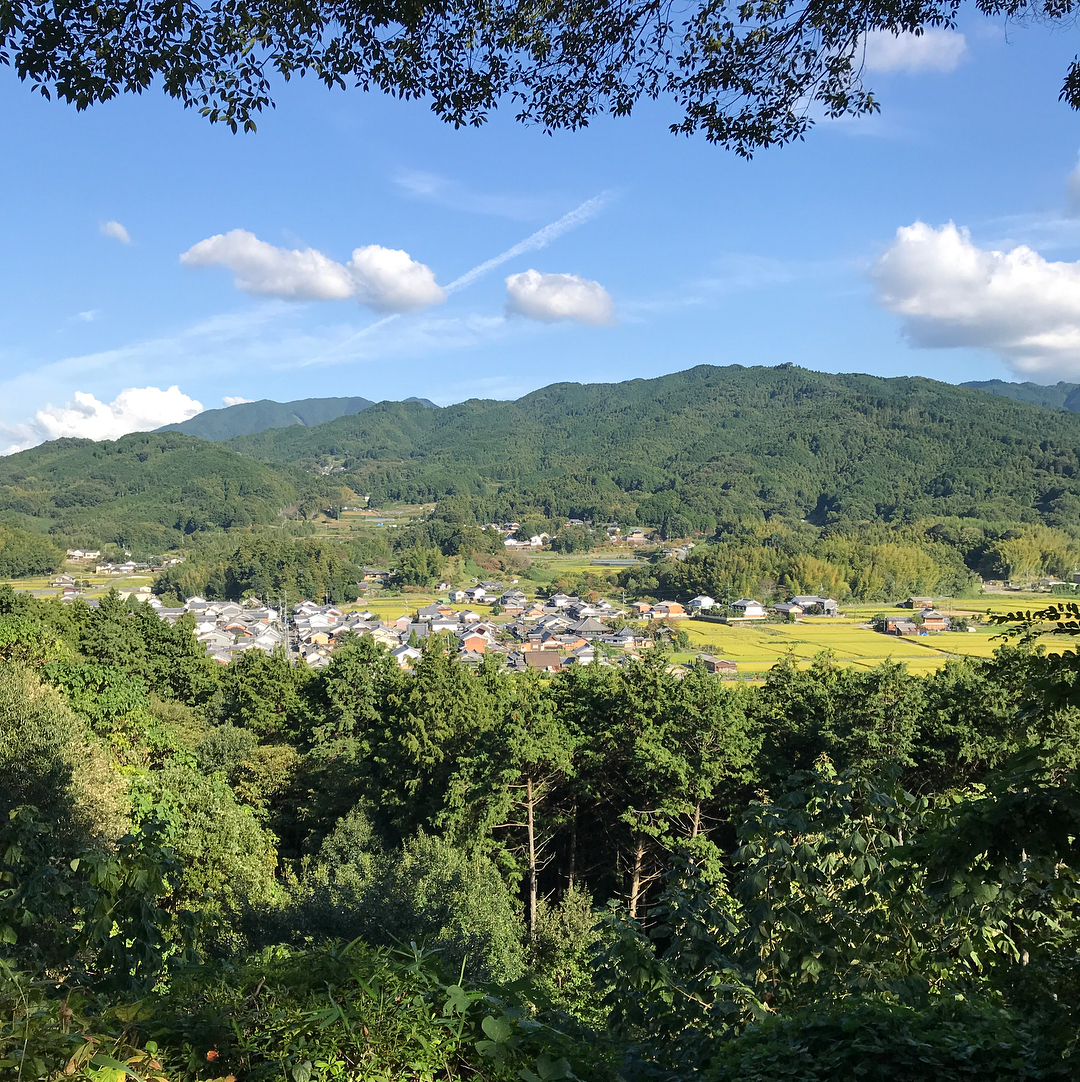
[4,16,1080,449]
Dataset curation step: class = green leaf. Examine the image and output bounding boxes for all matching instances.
[443,983,471,1015]
[481,1014,514,1043]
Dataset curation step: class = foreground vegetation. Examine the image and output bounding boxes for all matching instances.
[1,585,1078,1079]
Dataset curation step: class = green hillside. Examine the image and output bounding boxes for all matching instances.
[227,364,1080,532]
[0,431,298,552]
[156,394,439,441]
[962,378,1080,411]
[7,364,1080,563]
[156,394,377,440]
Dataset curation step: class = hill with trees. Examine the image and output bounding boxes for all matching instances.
[0,431,300,553]
[962,379,1080,412]
[156,394,377,440]
[226,364,1080,534]
[156,394,439,441]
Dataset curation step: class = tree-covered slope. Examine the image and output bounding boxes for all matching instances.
[962,378,1080,411]
[156,395,377,440]
[227,364,1080,530]
[156,394,438,441]
[0,431,298,551]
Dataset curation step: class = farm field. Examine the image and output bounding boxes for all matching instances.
[0,572,155,599]
[674,611,1075,677]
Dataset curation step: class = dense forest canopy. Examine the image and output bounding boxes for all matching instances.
[153,533,392,603]
[1,588,1078,1078]
[227,365,1080,533]
[0,431,303,552]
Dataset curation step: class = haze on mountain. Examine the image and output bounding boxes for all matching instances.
[156,395,437,441]
[961,380,1080,412]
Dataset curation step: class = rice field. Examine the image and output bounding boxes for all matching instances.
[675,607,1075,678]
[0,573,154,599]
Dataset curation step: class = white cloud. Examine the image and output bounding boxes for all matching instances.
[180,229,445,311]
[347,245,446,311]
[77,310,98,322]
[101,220,131,244]
[505,270,615,325]
[863,28,966,73]
[222,395,254,406]
[181,230,354,301]
[871,220,1080,378]
[3,386,203,454]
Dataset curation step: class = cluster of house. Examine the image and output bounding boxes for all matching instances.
[140,585,696,671]
[155,598,285,663]
[683,595,840,620]
[485,521,653,550]
[403,588,650,672]
[880,598,953,636]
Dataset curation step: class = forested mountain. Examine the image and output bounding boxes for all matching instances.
[157,393,439,441]
[227,364,1080,532]
[8,364,1080,563]
[156,394,376,440]
[962,378,1080,411]
[0,431,298,551]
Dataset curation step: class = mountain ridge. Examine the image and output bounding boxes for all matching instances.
[960,378,1080,411]
[156,394,438,441]
[7,364,1080,554]
[222,363,1080,530]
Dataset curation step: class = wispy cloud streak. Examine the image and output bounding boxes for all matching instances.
[445,194,610,293]
[301,193,609,366]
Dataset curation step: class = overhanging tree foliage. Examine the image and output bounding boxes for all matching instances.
[3,0,1078,153]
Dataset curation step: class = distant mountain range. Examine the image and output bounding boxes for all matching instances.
[7,366,1080,557]
[156,395,437,441]
[155,380,1080,445]
[218,364,1080,530]
[961,379,1080,411]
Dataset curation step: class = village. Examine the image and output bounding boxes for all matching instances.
[71,580,981,677]
[34,534,1076,678]
[145,585,698,673]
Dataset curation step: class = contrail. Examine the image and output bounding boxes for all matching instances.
[300,192,609,367]
[444,193,610,293]
[299,313,401,367]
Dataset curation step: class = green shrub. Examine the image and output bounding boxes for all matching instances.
[705,999,1074,1082]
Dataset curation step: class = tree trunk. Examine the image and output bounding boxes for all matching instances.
[526,775,538,943]
[629,833,647,921]
[691,801,702,839]
[567,799,577,892]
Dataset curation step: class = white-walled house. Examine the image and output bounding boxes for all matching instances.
[730,598,766,618]
[689,595,716,610]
